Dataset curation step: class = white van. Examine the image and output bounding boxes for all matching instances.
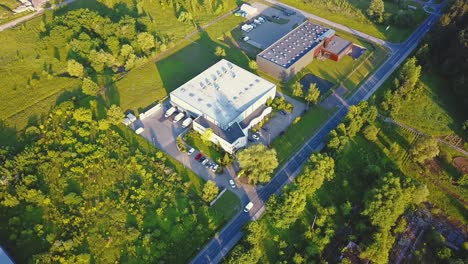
[244,202,253,212]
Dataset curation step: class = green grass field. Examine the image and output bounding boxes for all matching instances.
[184,131,223,162]
[272,106,336,164]
[114,15,247,114]
[391,73,463,136]
[277,0,428,42]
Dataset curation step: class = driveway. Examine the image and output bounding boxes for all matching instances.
[133,104,251,204]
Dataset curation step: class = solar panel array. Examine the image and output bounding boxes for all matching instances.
[258,21,331,69]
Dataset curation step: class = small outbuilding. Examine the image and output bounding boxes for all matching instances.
[240,4,258,17]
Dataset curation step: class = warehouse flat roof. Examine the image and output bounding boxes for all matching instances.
[170,59,276,129]
[258,21,335,69]
[323,36,352,56]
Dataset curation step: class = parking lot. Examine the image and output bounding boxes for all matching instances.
[242,2,306,49]
[132,104,250,202]
[248,93,306,146]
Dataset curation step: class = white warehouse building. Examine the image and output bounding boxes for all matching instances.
[170,59,276,154]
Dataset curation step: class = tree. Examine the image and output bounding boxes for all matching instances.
[237,144,278,184]
[367,0,384,23]
[214,46,226,57]
[363,125,379,141]
[137,32,155,55]
[248,60,258,71]
[81,78,100,96]
[305,83,320,107]
[291,81,303,97]
[201,128,213,144]
[201,180,219,202]
[106,105,123,125]
[67,60,84,78]
[410,136,440,164]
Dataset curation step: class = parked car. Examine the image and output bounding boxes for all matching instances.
[252,134,260,141]
[244,202,254,212]
[202,159,209,165]
[199,156,206,163]
[187,148,195,155]
[194,153,203,160]
[229,179,236,189]
[210,164,219,172]
[280,110,288,115]
[262,126,269,131]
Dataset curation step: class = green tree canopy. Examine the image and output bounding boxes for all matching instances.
[201,128,213,144]
[214,46,226,57]
[363,124,379,141]
[291,81,303,97]
[367,0,385,23]
[67,59,84,78]
[201,180,219,202]
[248,60,258,71]
[106,105,123,125]
[81,78,100,96]
[410,136,440,164]
[305,83,320,106]
[238,144,278,184]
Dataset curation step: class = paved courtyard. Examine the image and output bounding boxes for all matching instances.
[132,104,252,204]
[243,2,305,49]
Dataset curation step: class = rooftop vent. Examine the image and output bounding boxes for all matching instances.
[207,103,212,108]
[244,87,249,91]
[249,83,253,87]
[198,98,203,102]
[189,92,195,97]
[217,70,222,77]
[222,66,227,73]
[231,71,236,78]
[255,79,260,83]
[227,62,233,69]
[214,83,220,90]
[212,74,217,81]
[181,87,186,92]
[233,96,238,100]
[199,82,205,88]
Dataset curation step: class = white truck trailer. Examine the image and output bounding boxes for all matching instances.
[164,106,177,118]
[173,112,185,123]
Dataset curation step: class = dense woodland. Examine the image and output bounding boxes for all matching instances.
[0,101,231,263]
[422,0,468,111]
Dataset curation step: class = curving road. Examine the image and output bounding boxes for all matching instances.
[191,2,446,263]
[0,0,76,32]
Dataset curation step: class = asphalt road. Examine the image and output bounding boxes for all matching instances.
[191,2,446,263]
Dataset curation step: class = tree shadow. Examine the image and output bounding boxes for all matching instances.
[53,0,138,22]
[0,120,17,147]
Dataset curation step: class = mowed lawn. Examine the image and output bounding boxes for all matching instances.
[272,106,336,164]
[278,0,428,42]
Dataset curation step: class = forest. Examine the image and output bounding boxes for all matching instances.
[0,100,236,263]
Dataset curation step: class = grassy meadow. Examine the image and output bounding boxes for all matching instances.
[277,0,428,42]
